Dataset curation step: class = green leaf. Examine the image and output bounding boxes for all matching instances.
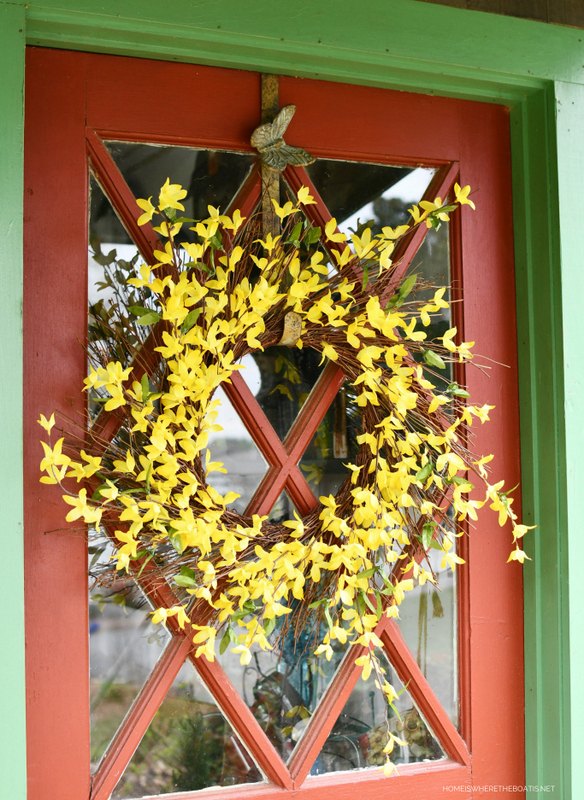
[398,273,417,302]
[415,461,433,482]
[359,567,377,579]
[362,591,379,616]
[449,475,472,487]
[305,225,321,245]
[421,522,436,551]
[324,604,333,629]
[137,311,161,326]
[136,552,155,578]
[386,273,417,308]
[181,308,201,333]
[446,382,470,398]
[141,373,151,401]
[361,264,370,291]
[287,221,303,245]
[219,628,234,655]
[174,574,196,588]
[423,349,446,370]
[128,304,152,317]
[263,616,276,637]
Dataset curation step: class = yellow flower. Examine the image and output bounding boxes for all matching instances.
[63,489,102,525]
[136,196,155,226]
[454,182,476,210]
[271,198,298,220]
[507,547,530,564]
[222,209,246,233]
[297,186,317,205]
[158,178,187,212]
[254,233,281,253]
[37,412,55,434]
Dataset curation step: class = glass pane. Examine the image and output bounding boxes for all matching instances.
[216,623,348,763]
[306,161,435,227]
[398,547,458,727]
[206,355,268,514]
[88,177,147,372]
[89,543,170,770]
[311,650,444,775]
[251,346,326,440]
[105,141,256,241]
[268,491,298,523]
[299,385,361,497]
[112,659,264,798]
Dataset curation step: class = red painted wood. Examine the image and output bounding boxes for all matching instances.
[107,760,471,800]
[24,50,91,800]
[24,47,523,800]
[223,373,318,516]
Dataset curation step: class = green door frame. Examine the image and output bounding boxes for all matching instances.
[2,2,582,798]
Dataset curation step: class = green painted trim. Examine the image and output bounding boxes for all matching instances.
[511,87,570,799]
[2,1,582,798]
[27,0,584,102]
[23,0,584,88]
[24,1,547,103]
[554,80,584,799]
[0,4,26,799]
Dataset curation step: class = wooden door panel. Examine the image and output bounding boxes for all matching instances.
[24,46,523,800]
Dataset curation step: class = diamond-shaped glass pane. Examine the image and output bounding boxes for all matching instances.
[105,141,256,231]
[310,650,444,775]
[254,346,326,440]
[112,658,265,798]
[217,624,348,763]
[89,543,170,770]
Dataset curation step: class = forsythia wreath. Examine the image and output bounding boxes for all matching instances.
[39,180,532,770]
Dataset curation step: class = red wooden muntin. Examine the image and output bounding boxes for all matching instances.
[24,48,523,800]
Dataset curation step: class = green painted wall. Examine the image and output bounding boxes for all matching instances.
[2,1,583,798]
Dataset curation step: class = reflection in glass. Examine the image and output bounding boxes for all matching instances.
[252,346,325,440]
[306,161,435,228]
[113,661,264,798]
[89,544,169,770]
[311,650,443,775]
[205,355,267,514]
[299,385,360,498]
[105,142,256,242]
[398,548,458,727]
[217,625,347,763]
[268,491,298,523]
[88,177,145,364]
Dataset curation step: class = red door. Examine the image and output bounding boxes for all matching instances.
[24,48,523,800]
